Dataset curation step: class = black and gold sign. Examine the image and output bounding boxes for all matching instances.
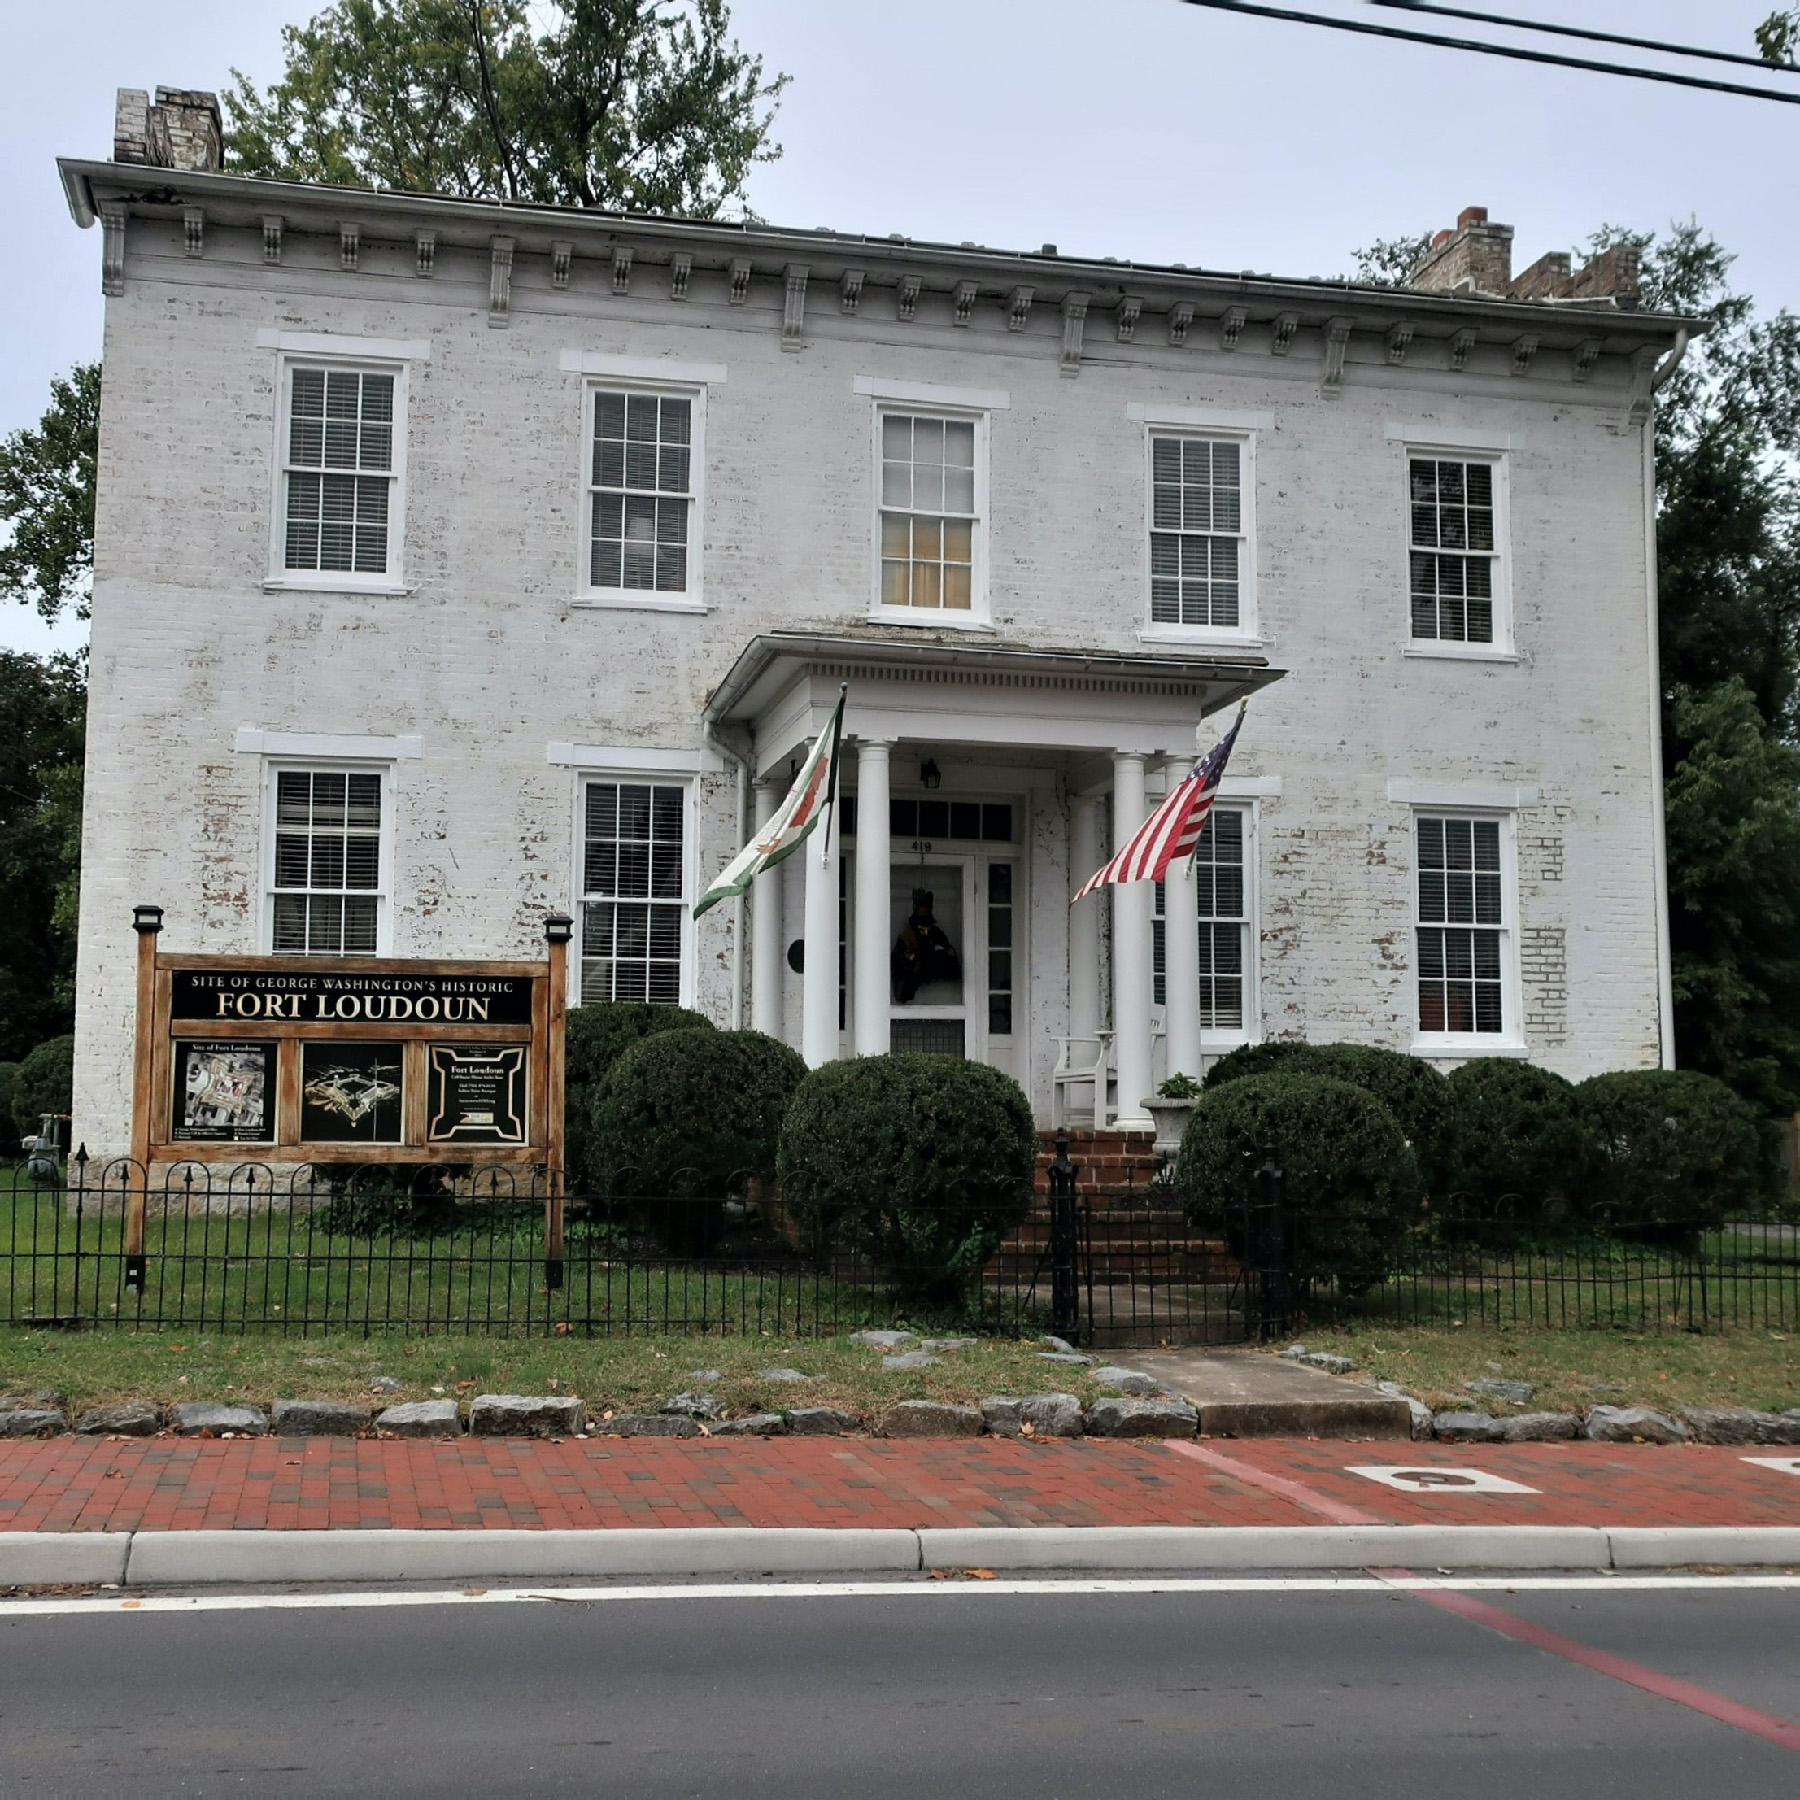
[426,1045,528,1145]
[170,967,534,1026]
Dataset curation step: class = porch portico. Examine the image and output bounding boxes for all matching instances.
[705,632,1284,1127]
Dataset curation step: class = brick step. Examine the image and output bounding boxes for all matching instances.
[1033,1130,1163,1198]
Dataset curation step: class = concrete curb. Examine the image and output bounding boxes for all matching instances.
[3,1525,1798,1587]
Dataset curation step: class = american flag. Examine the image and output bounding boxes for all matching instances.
[1072,702,1248,904]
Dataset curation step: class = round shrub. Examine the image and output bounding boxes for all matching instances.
[1174,1073,1420,1297]
[1203,1040,1313,1088]
[564,1003,714,1190]
[777,1054,1037,1302]
[12,1035,73,1131]
[1207,1041,1453,1190]
[1443,1059,1585,1224]
[596,1028,806,1194]
[1576,1068,1774,1230]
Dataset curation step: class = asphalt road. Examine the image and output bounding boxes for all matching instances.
[2,1582,1796,1796]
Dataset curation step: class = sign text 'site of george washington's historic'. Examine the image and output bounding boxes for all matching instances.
[169,967,536,1027]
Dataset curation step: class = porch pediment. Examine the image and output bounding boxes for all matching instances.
[705,630,1284,778]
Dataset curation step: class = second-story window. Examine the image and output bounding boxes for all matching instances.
[879,412,982,616]
[281,365,400,578]
[1150,435,1245,630]
[1409,456,1502,645]
[586,388,699,601]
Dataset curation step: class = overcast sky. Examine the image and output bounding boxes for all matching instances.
[3,0,1790,657]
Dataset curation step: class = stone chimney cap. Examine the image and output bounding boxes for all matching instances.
[113,85,221,173]
[1457,205,1489,229]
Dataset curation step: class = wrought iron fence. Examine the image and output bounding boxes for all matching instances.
[0,1153,1792,1342]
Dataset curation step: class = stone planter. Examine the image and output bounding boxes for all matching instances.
[1143,1096,1199,1161]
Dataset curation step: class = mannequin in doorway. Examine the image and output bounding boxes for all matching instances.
[892,888,962,1003]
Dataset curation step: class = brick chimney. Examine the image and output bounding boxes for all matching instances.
[1409,206,1515,299]
[113,87,222,173]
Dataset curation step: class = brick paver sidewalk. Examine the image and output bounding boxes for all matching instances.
[0,1436,1794,1534]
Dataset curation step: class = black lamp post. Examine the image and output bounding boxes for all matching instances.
[919,759,942,791]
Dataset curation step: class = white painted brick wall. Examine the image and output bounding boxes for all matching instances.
[71,211,1665,1154]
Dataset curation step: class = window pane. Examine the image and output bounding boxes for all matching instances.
[270,767,382,956]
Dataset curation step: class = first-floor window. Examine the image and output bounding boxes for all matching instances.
[1415,814,1507,1035]
[268,765,386,954]
[580,779,687,1005]
[1153,806,1250,1029]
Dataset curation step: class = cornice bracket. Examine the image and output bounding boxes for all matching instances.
[99,202,126,296]
[611,246,634,294]
[840,268,865,314]
[1628,345,1663,424]
[551,240,573,290]
[729,258,752,305]
[338,223,360,272]
[488,234,514,327]
[953,280,979,327]
[1572,337,1602,382]
[1320,316,1354,396]
[1270,311,1299,356]
[1115,295,1141,343]
[1007,286,1034,331]
[670,252,691,300]
[1510,333,1540,377]
[897,276,921,322]
[783,263,809,350]
[182,206,205,258]
[1219,304,1247,351]
[1060,292,1091,377]
[1168,302,1193,347]
[1449,327,1478,372]
[1386,320,1415,366]
[414,231,435,278]
[260,215,283,265]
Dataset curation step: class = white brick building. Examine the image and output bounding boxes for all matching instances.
[59,93,1690,1157]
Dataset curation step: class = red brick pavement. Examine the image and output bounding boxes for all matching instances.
[0,1436,1794,1534]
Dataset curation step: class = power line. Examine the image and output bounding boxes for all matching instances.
[1371,1,1799,77]
[1171,0,1800,104]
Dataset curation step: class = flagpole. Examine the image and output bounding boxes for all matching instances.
[820,683,847,868]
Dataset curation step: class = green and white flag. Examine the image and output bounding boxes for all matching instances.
[694,687,846,918]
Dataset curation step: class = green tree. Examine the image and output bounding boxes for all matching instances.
[1758,9,1800,64]
[0,653,85,1059]
[0,363,100,626]
[1349,230,1435,289]
[224,0,786,216]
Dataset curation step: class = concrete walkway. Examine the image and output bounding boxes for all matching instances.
[1127,1349,1415,1437]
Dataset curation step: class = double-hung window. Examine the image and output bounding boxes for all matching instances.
[579,779,690,1005]
[266,765,388,955]
[1153,806,1253,1035]
[1414,814,1512,1039]
[1150,436,1246,631]
[583,386,702,606]
[279,363,403,581]
[1408,455,1506,647]
[878,412,983,617]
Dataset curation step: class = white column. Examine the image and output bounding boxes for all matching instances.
[801,804,841,1069]
[749,780,783,1040]
[853,740,892,1057]
[1163,853,1204,1083]
[1111,752,1154,1130]
[1068,790,1102,1040]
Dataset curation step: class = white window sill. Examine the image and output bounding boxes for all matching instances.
[1403,643,1520,665]
[573,592,709,615]
[1409,1039,1531,1060]
[867,608,997,634]
[264,575,411,597]
[1138,625,1265,652]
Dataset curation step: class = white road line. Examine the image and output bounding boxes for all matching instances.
[3,1573,1799,1619]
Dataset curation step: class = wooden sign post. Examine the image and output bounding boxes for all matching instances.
[126,907,571,1290]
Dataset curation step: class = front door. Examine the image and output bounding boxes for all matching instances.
[888,854,980,1060]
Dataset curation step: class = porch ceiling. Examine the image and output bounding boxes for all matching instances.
[705,630,1285,780]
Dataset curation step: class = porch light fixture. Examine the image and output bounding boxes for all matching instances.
[919,759,942,791]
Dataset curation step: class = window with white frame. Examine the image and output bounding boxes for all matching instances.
[267,766,387,954]
[280,364,402,578]
[1153,806,1252,1030]
[1150,436,1246,630]
[1414,814,1509,1036]
[580,779,688,1004]
[585,388,698,599]
[1409,456,1501,645]
[878,412,981,615]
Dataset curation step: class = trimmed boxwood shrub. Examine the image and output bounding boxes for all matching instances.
[12,1035,73,1132]
[1576,1068,1774,1231]
[1174,1072,1420,1297]
[777,1054,1037,1303]
[1443,1059,1585,1224]
[1203,1040,1313,1088]
[596,1028,807,1195]
[565,1003,714,1190]
[1206,1041,1454,1191]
